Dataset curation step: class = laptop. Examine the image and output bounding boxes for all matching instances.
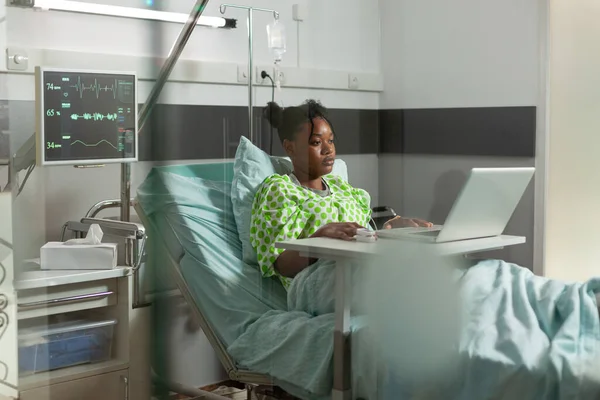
[377,167,535,243]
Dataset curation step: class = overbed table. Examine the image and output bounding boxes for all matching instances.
[276,234,526,400]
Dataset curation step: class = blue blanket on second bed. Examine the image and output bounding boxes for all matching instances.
[229,259,600,399]
[448,260,600,399]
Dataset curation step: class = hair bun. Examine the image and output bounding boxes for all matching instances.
[263,102,284,130]
[304,99,321,109]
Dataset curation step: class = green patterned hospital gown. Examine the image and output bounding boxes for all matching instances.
[250,174,372,289]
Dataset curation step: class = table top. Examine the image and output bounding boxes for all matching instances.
[276,235,526,261]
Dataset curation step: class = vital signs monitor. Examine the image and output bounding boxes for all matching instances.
[35,67,138,166]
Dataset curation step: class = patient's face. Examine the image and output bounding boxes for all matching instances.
[285,118,336,180]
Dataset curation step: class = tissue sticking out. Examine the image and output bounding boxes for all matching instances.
[64,224,104,246]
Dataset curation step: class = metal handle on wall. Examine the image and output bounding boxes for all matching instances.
[122,375,129,400]
[17,291,114,310]
[132,236,151,309]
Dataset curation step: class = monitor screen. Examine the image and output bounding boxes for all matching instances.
[37,68,138,165]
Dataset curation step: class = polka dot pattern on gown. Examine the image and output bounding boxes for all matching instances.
[250,174,371,290]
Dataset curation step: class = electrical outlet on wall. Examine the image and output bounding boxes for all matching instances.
[251,67,286,86]
[237,65,249,83]
[348,74,359,90]
[275,69,286,86]
[256,67,270,85]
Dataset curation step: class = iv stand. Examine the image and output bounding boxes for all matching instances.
[219,4,279,144]
[120,0,212,224]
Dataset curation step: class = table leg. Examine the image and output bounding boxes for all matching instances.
[332,260,352,400]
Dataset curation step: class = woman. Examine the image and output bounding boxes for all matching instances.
[250,100,431,311]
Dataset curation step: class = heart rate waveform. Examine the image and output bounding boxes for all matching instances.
[71,139,119,150]
[70,113,118,121]
[69,76,118,99]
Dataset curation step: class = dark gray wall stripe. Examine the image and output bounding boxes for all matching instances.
[139,105,380,160]
[379,106,536,157]
[139,105,245,161]
[5,101,536,161]
[259,108,380,157]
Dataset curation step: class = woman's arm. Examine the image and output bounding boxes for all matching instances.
[275,251,317,278]
[384,216,433,228]
[274,222,362,278]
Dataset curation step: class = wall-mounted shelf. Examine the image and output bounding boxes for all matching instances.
[3,48,384,93]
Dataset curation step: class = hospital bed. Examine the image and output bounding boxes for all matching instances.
[134,161,339,399]
[130,156,420,399]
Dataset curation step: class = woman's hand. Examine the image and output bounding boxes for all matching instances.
[383,216,433,229]
[311,222,363,241]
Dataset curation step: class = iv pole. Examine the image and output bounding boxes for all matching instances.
[219,4,279,144]
[120,0,212,224]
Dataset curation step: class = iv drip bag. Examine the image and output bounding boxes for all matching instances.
[267,20,287,63]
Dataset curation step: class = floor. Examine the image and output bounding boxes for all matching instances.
[205,386,248,399]
[160,380,300,400]
[167,383,299,400]
[165,382,250,400]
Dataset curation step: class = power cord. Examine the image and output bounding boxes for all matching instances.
[261,70,276,155]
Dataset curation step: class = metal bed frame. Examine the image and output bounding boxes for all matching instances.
[132,201,297,400]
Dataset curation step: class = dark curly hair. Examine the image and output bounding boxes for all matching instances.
[263,100,335,144]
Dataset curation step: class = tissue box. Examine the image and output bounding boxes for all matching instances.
[40,242,118,270]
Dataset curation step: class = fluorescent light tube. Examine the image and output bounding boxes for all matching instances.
[33,0,230,28]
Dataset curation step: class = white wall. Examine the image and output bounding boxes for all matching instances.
[543,0,600,282]
[7,0,381,73]
[3,0,382,389]
[379,0,540,110]
[378,0,541,268]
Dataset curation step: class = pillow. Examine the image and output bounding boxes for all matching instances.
[231,136,348,265]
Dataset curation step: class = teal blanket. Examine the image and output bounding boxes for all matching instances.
[447,260,600,399]
[229,259,600,399]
